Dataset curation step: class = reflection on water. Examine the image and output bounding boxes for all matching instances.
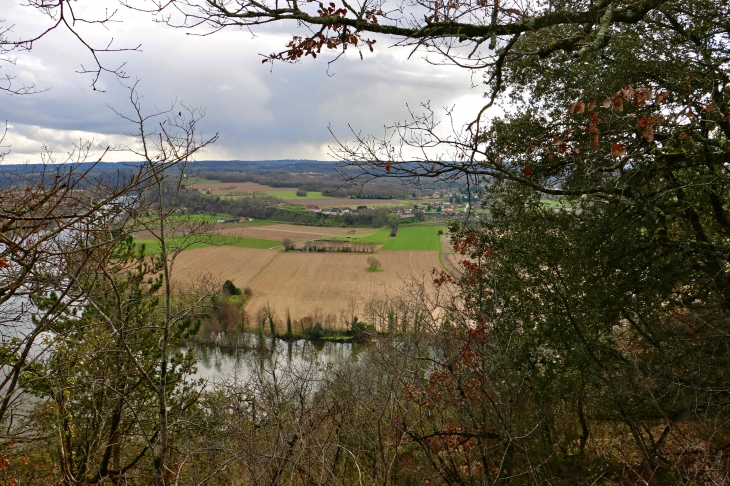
[186,334,357,382]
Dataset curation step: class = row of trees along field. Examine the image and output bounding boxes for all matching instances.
[1,0,729,483]
[174,188,398,226]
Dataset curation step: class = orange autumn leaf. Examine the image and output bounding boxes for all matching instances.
[592,134,599,148]
[613,97,624,112]
[611,143,627,157]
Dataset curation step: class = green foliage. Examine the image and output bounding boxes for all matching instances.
[222,279,241,296]
[309,322,325,340]
[24,236,202,484]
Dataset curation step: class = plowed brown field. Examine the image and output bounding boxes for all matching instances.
[172,246,278,289]
[440,236,478,277]
[245,250,442,322]
[215,224,369,243]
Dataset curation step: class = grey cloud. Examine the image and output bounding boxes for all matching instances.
[0,0,483,163]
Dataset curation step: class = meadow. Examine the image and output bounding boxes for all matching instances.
[381,225,443,251]
[135,234,279,255]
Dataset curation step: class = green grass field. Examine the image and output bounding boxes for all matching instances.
[135,235,279,255]
[353,228,391,245]
[266,190,327,199]
[184,177,221,185]
[138,214,278,226]
[381,225,444,251]
[233,219,279,226]
[217,189,327,200]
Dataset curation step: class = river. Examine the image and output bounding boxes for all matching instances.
[188,335,359,382]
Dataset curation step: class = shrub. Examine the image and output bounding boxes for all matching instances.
[296,189,308,197]
[367,256,381,271]
[310,322,325,340]
[222,279,241,296]
[282,238,296,251]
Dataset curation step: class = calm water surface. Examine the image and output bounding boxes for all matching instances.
[188,335,358,381]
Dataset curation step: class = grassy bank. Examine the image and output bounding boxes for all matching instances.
[135,234,279,255]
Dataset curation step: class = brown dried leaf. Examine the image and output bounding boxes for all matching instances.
[611,143,627,157]
[613,97,624,112]
[587,100,596,112]
[655,91,669,105]
[592,134,599,148]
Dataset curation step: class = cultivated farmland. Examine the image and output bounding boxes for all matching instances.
[245,250,443,323]
[172,246,278,289]
[216,223,370,243]
[187,181,410,207]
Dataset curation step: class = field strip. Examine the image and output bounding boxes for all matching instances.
[244,251,281,288]
[437,235,456,277]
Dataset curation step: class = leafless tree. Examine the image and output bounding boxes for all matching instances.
[0,82,219,485]
[1,0,141,94]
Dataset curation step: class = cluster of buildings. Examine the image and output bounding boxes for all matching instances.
[302,205,377,216]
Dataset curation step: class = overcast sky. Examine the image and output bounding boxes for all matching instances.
[0,0,489,164]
